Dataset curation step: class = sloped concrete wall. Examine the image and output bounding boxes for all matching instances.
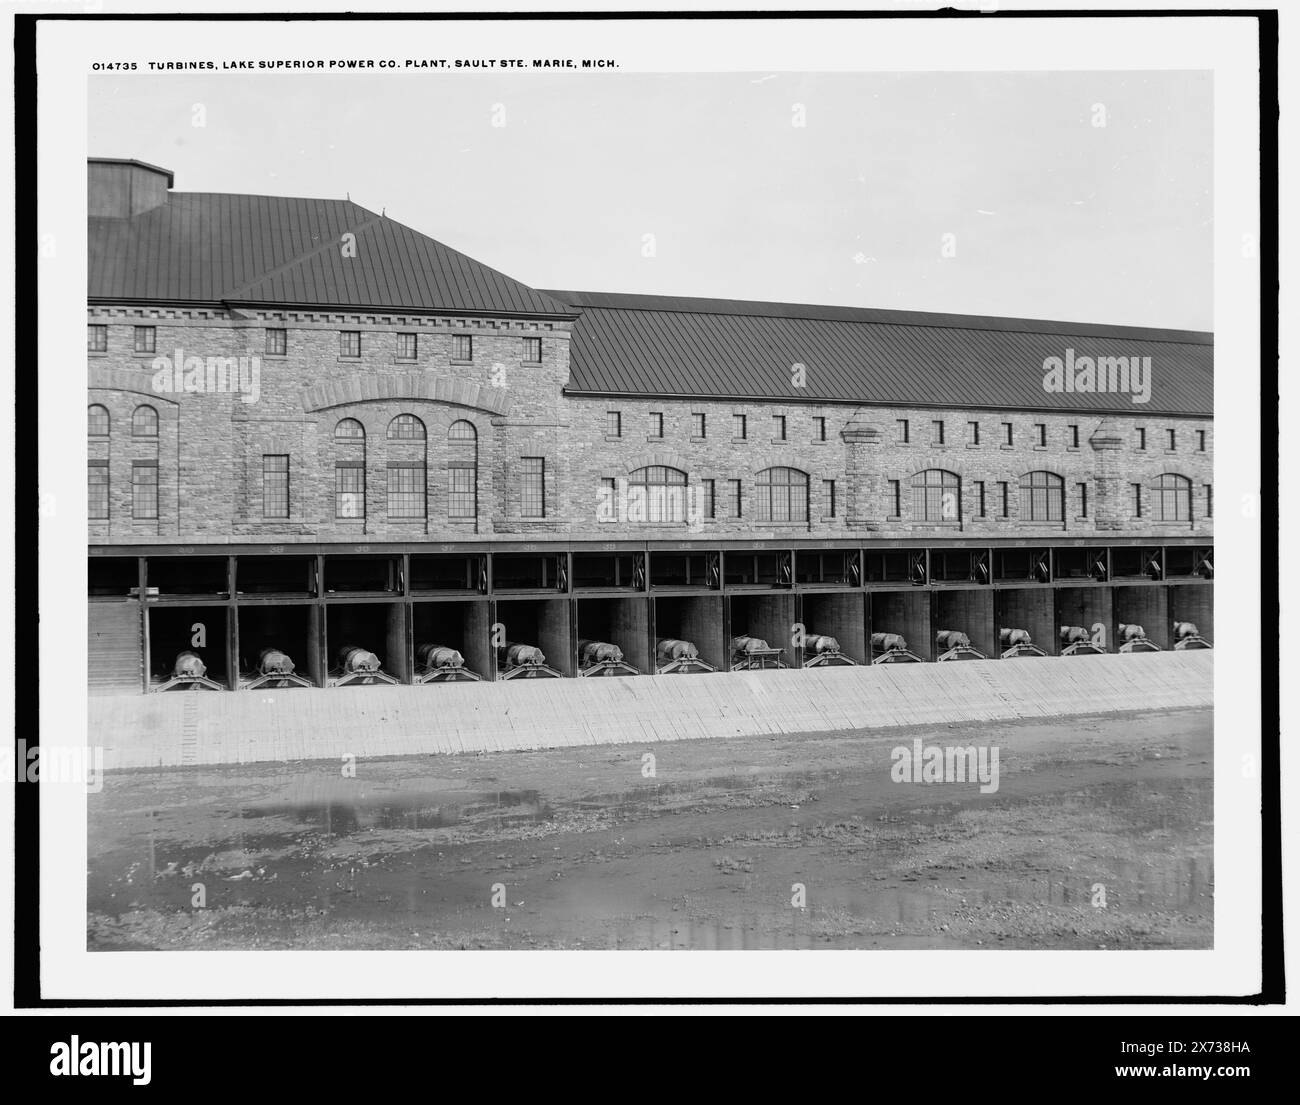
[92,651,1213,770]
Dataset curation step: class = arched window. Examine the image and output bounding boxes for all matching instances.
[755,467,809,522]
[334,420,366,519]
[387,414,426,440]
[448,420,478,519]
[1019,471,1064,522]
[132,405,158,437]
[1151,473,1192,522]
[88,405,110,437]
[910,469,961,523]
[628,465,688,523]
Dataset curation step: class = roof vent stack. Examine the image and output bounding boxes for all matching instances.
[88,158,174,218]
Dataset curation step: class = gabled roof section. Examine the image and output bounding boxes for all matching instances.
[544,290,1213,417]
[89,191,572,317]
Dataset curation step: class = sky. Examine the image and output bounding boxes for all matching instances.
[89,70,1212,330]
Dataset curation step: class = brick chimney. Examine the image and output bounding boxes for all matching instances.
[88,158,173,218]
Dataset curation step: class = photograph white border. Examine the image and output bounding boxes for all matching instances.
[33,8,1263,1002]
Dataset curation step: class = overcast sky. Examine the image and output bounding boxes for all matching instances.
[89,70,1212,330]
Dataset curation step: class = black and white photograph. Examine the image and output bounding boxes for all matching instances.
[14,3,1283,1031]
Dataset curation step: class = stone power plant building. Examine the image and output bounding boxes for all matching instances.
[87,157,1213,693]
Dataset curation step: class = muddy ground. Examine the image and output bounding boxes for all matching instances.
[87,706,1212,951]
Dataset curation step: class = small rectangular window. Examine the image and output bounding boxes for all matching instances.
[702,478,716,519]
[974,481,986,518]
[262,455,290,519]
[606,410,622,437]
[1136,427,1146,450]
[897,418,910,444]
[453,334,473,362]
[134,325,156,354]
[88,461,109,520]
[88,324,108,353]
[822,479,836,518]
[1069,424,1080,448]
[1035,423,1047,447]
[997,481,1009,517]
[1131,483,1143,517]
[1077,482,1088,517]
[265,328,287,356]
[397,332,418,360]
[1002,422,1013,446]
[692,412,706,438]
[132,461,158,520]
[1204,484,1213,517]
[522,337,542,364]
[773,415,786,441]
[335,462,365,519]
[1197,429,1206,451]
[888,479,901,517]
[733,413,747,441]
[813,416,827,442]
[520,457,546,517]
[727,479,742,518]
[1167,428,1177,450]
[340,331,361,358]
[968,421,980,445]
[932,420,945,445]
[648,412,664,438]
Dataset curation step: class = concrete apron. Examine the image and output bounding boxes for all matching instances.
[90,651,1214,770]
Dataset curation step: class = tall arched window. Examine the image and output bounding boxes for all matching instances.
[386,414,426,519]
[1151,473,1192,522]
[628,465,688,523]
[334,419,366,519]
[448,420,478,520]
[755,467,809,522]
[1019,470,1065,522]
[132,405,158,437]
[88,405,110,437]
[910,469,961,523]
[387,414,426,440]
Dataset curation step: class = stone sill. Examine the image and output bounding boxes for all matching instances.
[450,360,474,367]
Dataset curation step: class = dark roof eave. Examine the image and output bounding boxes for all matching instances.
[89,295,577,322]
[227,298,578,322]
[560,386,1212,420]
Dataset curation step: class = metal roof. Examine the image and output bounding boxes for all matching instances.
[89,191,573,318]
[544,290,1213,417]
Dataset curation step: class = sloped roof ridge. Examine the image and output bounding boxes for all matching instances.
[541,288,1212,345]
